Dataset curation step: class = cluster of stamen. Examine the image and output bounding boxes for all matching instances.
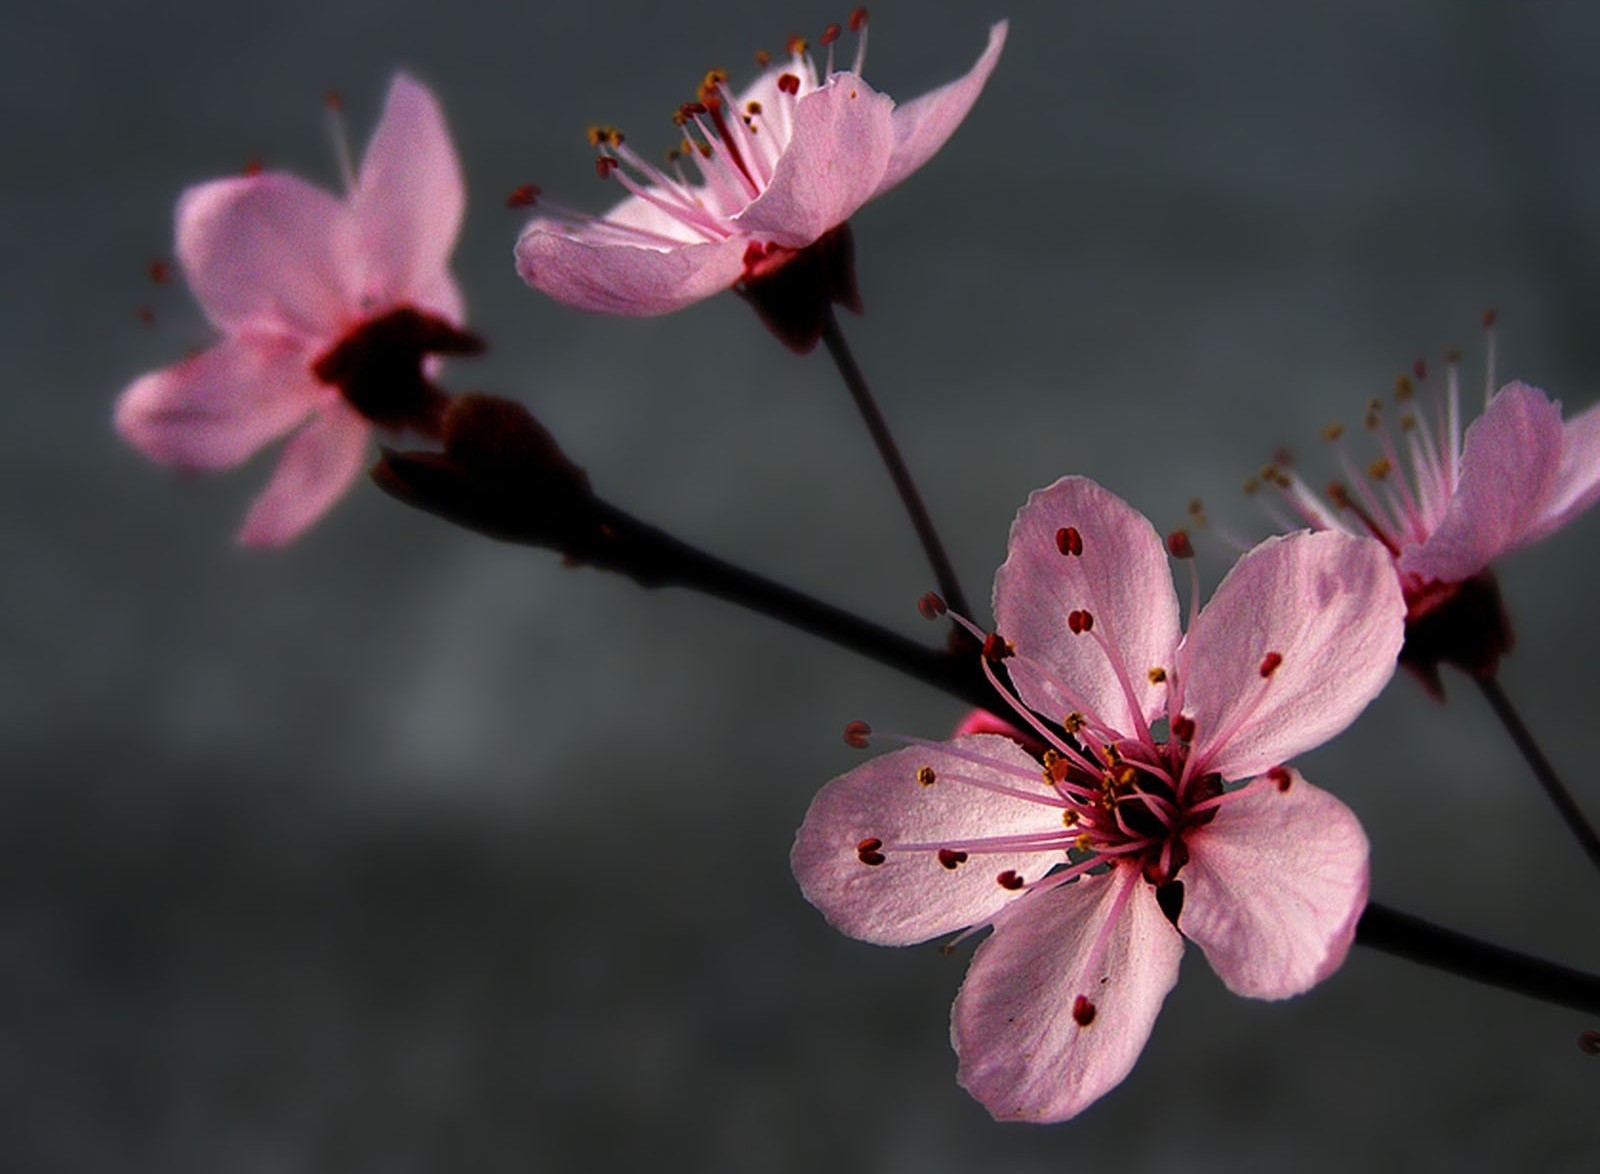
[523,11,871,260]
[1243,315,1500,591]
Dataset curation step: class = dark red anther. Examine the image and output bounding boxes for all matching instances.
[504,183,541,209]
[147,260,171,285]
[937,849,968,870]
[849,7,869,31]
[981,632,1012,662]
[997,870,1025,891]
[777,72,801,95]
[821,22,841,45]
[323,88,342,112]
[917,591,948,620]
[1481,307,1498,329]
[1055,526,1083,557]
[1579,1030,1600,1055]
[856,837,886,866]
[1171,714,1196,743]
[1071,995,1097,1027]
[1413,358,1427,381]
[136,305,155,328]
[1268,766,1292,793]
[1258,651,1283,679]
[595,156,619,179]
[843,719,872,749]
[1167,530,1194,560]
[1067,609,1095,635]
[242,158,263,176]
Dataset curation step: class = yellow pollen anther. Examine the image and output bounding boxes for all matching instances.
[1321,423,1345,442]
[746,100,763,115]
[697,69,729,102]
[1395,375,1415,400]
[1368,458,1393,480]
[1102,744,1122,766]
[1063,712,1085,734]
[1147,666,1167,685]
[1112,763,1138,788]
[916,765,936,787]
[1062,810,1080,828]
[586,125,624,148]
[1400,413,1417,432]
[1242,476,1260,496]
[1074,833,1093,852]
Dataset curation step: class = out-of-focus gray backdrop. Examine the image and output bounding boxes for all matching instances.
[6,0,1600,1170]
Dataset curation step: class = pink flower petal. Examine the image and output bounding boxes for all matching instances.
[236,402,370,548]
[514,214,748,317]
[791,736,1066,947]
[1184,530,1402,781]
[952,867,1183,1122]
[114,335,321,471]
[732,73,897,249]
[1529,397,1600,542]
[350,73,465,307]
[874,21,1009,198]
[1179,769,1369,999]
[177,174,355,339]
[1399,381,1564,584]
[992,476,1181,738]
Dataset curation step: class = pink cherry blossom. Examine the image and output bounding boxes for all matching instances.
[792,476,1403,1122]
[1257,346,1600,684]
[513,16,1007,320]
[115,74,471,547]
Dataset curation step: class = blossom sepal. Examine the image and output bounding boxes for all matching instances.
[1395,570,1513,698]
[734,223,862,354]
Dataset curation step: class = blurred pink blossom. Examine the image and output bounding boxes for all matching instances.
[1260,354,1600,686]
[116,74,471,547]
[793,476,1402,1121]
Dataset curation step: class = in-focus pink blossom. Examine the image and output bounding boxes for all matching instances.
[514,15,1006,348]
[116,74,474,547]
[793,476,1403,1122]
[1256,339,1600,687]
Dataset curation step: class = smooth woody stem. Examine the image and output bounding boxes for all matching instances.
[1357,902,1600,1016]
[819,307,973,620]
[1476,675,1600,877]
[588,501,996,712]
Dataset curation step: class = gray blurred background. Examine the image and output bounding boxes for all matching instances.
[6,0,1600,1169]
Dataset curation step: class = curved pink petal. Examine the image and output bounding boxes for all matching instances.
[992,476,1181,739]
[732,72,896,249]
[791,736,1066,947]
[1528,397,1600,542]
[177,173,355,339]
[1179,770,1368,999]
[1184,530,1402,781]
[351,73,465,306]
[1399,382,1564,584]
[874,21,1008,198]
[236,402,370,548]
[953,867,1183,1122]
[514,215,747,317]
[114,335,321,471]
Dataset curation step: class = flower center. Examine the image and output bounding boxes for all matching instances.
[311,305,483,435]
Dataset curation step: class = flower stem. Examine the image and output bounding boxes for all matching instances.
[1476,675,1600,877]
[1357,902,1600,1016]
[589,499,996,712]
[819,306,973,620]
